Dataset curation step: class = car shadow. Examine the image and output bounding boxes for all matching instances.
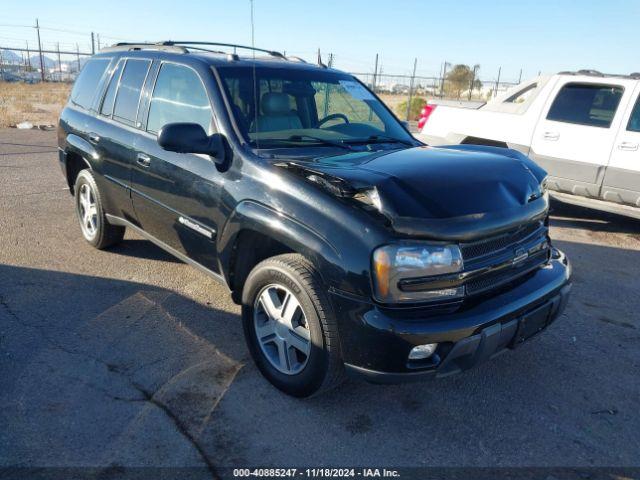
[107,238,184,263]
[0,263,245,472]
[550,197,640,235]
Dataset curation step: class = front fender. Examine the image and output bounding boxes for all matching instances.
[217,200,343,289]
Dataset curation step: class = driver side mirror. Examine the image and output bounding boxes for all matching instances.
[157,122,226,164]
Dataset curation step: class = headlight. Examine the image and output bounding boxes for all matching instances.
[372,243,463,303]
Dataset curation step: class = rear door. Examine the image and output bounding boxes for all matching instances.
[89,57,152,220]
[601,83,640,206]
[530,78,634,198]
[131,61,223,272]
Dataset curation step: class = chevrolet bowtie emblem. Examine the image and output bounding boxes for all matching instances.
[512,247,529,265]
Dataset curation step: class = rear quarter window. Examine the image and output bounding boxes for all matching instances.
[547,83,623,128]
[69,58,110,110]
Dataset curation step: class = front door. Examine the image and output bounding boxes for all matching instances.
[601,84,640,207]
[131,62,223,273]
[530,78,634,198]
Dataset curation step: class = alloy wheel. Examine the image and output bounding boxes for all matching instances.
[253,284,311,375]
[78,183,98,239]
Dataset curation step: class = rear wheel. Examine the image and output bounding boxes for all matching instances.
[74,169,125,249]
[242,254,345,397]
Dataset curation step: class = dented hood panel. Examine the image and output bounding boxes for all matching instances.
[297,145,548,240]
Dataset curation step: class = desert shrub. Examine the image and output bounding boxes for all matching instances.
[396,96,426,120]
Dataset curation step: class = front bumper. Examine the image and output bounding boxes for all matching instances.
[330,249,571,383]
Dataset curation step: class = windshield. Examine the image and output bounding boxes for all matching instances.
[216,65,414,149]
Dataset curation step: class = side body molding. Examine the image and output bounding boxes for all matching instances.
[65,134,99,164]
[217,200,343,289]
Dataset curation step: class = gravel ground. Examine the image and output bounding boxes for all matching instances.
[1,129,639,477]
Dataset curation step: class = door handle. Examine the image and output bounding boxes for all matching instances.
[543,131,560,141]
[136,153,151,167]
[88,133,100,144]
[618,141,638,151]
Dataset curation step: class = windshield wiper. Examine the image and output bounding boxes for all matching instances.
[287,135,354,150]
[344,135,414,147]
[251,135,353,150]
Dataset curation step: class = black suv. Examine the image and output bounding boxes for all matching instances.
[58,42,571,397]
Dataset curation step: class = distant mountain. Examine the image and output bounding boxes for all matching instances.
[29,55,56,68]
[1,50,23,64]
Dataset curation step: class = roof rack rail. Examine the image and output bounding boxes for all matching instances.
[557,69,640,80]
[576,69,604,76]
[101,42,188,53]
[160,41,285,58]
[100,41,314,65]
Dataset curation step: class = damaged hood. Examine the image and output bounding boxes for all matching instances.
[287,145,549,240]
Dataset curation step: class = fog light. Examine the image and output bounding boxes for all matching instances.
[408,343,438,360]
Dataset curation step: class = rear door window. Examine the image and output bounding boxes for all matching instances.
[69,58,110,110]
[146,63,212,134]
[112,59,151,126]
[547,83,623,128]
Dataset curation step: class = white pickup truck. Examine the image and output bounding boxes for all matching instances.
[417,71,640,218]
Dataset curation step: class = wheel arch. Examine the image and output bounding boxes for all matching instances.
[218,201,342,304]
[63,134,97,194]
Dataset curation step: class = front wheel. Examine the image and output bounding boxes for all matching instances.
[242,254,345,397]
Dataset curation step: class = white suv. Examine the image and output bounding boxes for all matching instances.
[417,71,640,218]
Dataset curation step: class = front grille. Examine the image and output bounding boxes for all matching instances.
[461,221,543,261]
[460,219,550,297]
[465,250,548,296]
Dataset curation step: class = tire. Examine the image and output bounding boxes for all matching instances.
[242,254,345,397]
[74,169,125,249]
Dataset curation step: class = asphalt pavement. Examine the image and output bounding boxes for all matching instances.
[1,129,639,477]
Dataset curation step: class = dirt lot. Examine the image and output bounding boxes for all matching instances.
[1,129,639,478]
[0,82,71,127]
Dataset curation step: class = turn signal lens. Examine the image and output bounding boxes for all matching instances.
[373,248,391,299]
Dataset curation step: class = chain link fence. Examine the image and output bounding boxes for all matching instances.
[351,71,519,122]
[0,45,91,83]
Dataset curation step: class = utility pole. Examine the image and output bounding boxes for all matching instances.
[494,66,501,98]
[518,68,523,84]
[26,41,32,69]
[56,42,62,80]
[76,44,81,72]
[97,34,101,51]
[36,18,45,81]
[372,53,379,93]
[440,61,449,98]
[468,65,478,100]
[91,32,95,55]
[405,57,418,121]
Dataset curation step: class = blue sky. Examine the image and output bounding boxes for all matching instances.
[2,0,639,83]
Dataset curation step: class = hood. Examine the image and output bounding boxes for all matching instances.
[283,145,549,241]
